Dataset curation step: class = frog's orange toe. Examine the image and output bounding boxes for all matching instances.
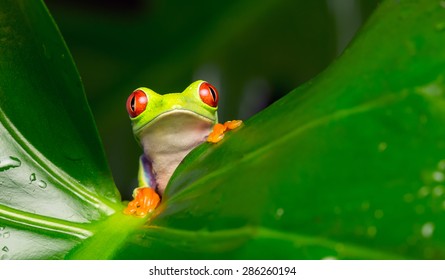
[207,120,243,143]
[124,187,160,217]
[224,120,243,130]
[207,123,225,143]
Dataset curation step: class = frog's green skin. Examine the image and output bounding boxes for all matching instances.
[128,80,218,195]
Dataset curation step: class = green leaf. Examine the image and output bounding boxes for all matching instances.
[112,0,445,259]
[1,0,445,260]
[0,0,123,259]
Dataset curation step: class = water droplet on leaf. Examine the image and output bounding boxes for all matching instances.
[374,209,384,219]
[378,142,388,152]
[433,186,444,197]
[29,173,36,183]
[275,208,284,219]
[421,222,435,238]
[0,156,21,171]
[418,186,430,197]
[417,82,443,97]
[433,171,444,182]
[367,226,377,237]
[37,180,47,189]
[3,232,10,238]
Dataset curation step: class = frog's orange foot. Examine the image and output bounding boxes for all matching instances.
[207,120,243,143]
[124,187,160,217]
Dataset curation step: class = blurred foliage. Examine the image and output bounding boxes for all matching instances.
[45,0,378,198]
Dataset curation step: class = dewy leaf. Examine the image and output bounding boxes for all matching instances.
[113,0,445,259]
[0,0,123,259]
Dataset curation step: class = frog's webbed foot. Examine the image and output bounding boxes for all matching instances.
[124,187,160,217]
[207,120,243,143]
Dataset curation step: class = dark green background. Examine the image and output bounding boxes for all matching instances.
[44,0,378,199]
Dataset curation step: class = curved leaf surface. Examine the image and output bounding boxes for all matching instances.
[0,0,121,259]
[113,0,445,259]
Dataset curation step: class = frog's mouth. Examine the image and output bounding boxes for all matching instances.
[133,109,216,141]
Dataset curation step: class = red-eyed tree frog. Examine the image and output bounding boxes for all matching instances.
[124,80,242,217]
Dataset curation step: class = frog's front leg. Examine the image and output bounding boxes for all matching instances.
[124,156,160,217]
[207,120,243,143]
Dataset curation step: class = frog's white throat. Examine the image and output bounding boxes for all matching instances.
[138,110,215,195]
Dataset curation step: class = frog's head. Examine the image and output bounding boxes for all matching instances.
[126,80,219,141]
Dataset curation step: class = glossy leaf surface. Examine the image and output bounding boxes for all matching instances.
[114,0,445,259]
[0,0,122,259]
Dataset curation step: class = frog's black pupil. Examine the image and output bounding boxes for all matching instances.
[209,87,216,101]
[130,95,136,112]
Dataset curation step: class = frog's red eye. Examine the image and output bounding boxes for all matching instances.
[126,89,148,118]
[199,82,218,108]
